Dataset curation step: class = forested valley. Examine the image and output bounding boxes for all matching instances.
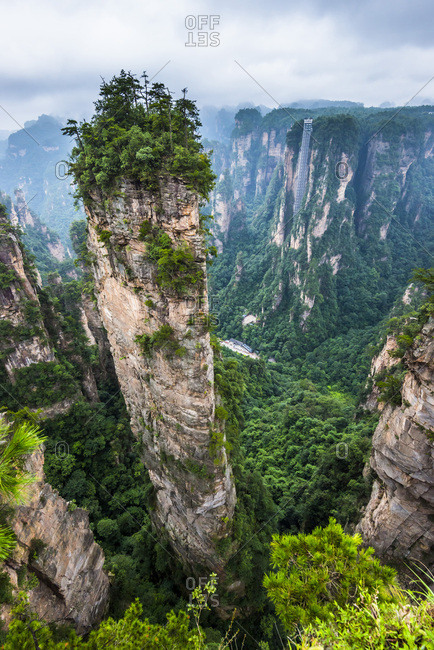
[0,72,432,648]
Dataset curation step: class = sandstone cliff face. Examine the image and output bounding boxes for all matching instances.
[86,178,236,572]
[0,206,110,631]
[364,335,400,411]
[0,208,55,382]
[209,124,287,240]
[358,319,434,571]
[3,451,109,633]
[208,113,433,344]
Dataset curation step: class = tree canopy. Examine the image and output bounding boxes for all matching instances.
[63,70,216,204]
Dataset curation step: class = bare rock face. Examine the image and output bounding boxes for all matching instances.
[3,451,109,633]
[85,178,236,572]
[358,319,434,571]
[364,335,401,411]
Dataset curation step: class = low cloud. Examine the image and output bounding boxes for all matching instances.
[0,0,433,131]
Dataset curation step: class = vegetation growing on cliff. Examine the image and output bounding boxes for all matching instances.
[4,524,432,649]
[0,418,45,560]
[264,519,396,633]
[1,87,433,648]
[138,222,203,295]
[135,324,180,356]
[375,267,434,406]
[63,70,216,204]
[209,108,433,366]
[0,197,76,285]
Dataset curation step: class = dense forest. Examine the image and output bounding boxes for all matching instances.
[0,73,432,648]
[208,106,433,362]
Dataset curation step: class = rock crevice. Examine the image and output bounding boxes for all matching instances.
[358,319,434,571]
[86,178,236,572]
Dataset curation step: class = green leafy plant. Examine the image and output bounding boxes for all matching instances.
[4,593,204,649]
[62,71,216,205]
[97,229,112,244]
[139,222,203,295]
[0,418,45,561]
[297,587,434,649]
[135,324,179,357]
[264,518,397,634]
[0,261,18,290]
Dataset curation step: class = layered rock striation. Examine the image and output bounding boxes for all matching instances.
[85,178,236,572]
[3,451,109,633]
[358,319,434,571]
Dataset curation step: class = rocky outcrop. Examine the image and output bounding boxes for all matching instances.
[85,178,236,572]
[358,319,434,571]
[364,335,401,411]
[12,189,66,261]
[208,110,289,241]
[80,294,117,384]
[0,207,81,403]
[0,206,54,377]
[2,451,109,633]
[207,110,434,351]
[0,203,110,632]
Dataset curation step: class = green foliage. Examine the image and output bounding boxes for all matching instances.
[375,269,434,407]
[3,594,204,649]
[63,70,216,205]
[135,333,153,356]
[376,364,406,406]
[0,571,13,604]
[0,418,45,561]
[139,221,203,295]
[11,361,77,408]
[298,588,434,649]
[0,196,77,287]
[209,110,433,370]
[234,356,375,531]
[264,518,397,634]
[187,573,218,644]
[0,310,44,349]
[213,355,277,618]
[135,324,179,357]
[0,419,45,505]
[28,538,47,563]
[97,228,112,244]
[3,575,238,649]
[233,108,262,136]
[413,266,434,297]
[41,392,184,620]
[0,261,18,289]
[214,405,228,420]
[387,267,434,359]
[0,526,15,565]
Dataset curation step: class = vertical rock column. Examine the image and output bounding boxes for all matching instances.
[86,178,236,571]
[358,319,434,571]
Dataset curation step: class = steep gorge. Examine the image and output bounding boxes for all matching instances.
[0,204,109,631]
[207,105,434,577]
[209,107,434,360]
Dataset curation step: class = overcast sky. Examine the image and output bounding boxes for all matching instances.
[0,0,433,131]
